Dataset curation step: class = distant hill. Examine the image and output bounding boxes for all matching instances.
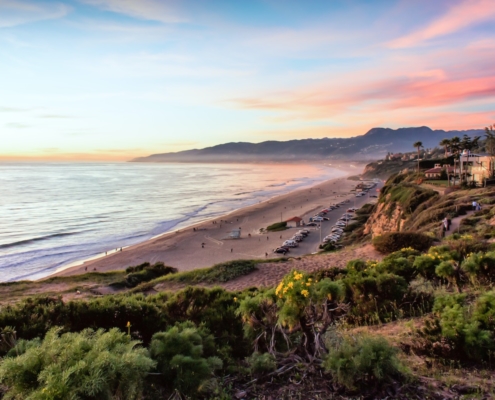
[131,126,484,163]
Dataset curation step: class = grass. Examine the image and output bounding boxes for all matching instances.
[423,180,449,187]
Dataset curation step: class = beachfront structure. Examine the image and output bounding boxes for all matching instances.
[286,216,303,228]
[459,152,495,185]
[424,164,456,180]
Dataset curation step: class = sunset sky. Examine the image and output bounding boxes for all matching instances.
[1,0,495,161]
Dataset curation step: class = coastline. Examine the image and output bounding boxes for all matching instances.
[49,163,365,278]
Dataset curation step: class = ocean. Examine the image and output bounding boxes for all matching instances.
[0,162,346,282]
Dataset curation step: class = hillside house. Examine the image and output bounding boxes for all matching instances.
[286,216,303,228]
[459,152,495,185]
[424,164,456,179]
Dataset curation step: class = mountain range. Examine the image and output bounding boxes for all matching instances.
[131,126,484,163]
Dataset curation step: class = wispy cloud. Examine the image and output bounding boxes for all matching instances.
[388,0,495,48]
[38,114,74,119]
[80,0,187,24]
[5,122,29,128]
[0,1,70,28]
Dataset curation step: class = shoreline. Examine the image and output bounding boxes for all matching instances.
[47,163,365,279]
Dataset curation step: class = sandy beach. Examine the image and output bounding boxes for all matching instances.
[53,164,373,277]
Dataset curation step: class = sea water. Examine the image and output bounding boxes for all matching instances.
[0,162,347,282]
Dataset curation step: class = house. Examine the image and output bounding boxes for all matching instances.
[286,216,303,228]
[424,164,456,179]
[459,152,495,185]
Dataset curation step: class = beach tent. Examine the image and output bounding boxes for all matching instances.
[286,216,303,228]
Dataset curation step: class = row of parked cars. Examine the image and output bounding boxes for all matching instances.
[273,229,311,255]
[322,207,357,245]
[308,199,352,223]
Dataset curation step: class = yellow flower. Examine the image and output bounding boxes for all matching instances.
[283,287,288,293]
[301,289,309,297]
[306,282,311,287]
[233,297,237,302]
[327,294,332,300]
[308,278,313,282]
[288,282,294,289]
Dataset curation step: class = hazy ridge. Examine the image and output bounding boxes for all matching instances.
[131,126,484,163]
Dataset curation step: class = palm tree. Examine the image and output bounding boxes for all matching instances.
[439,138,450,158]
[413,141,423,173]
[450,136,461,185]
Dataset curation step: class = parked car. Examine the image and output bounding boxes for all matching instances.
[331,228,344,233]
[283,240,298,248]
[335,222,347,227]
[312,216,324,222]
[306,222,317,227]
[346,209,355,213]
[274,247,288,254]
[370,195,378,198]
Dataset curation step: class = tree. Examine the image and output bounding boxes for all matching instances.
[485,124,495,178]
[0,328,155,400]
[413,141,423,173]
[439,138,451,158]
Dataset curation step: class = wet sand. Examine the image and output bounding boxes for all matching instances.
[53,166,366,277]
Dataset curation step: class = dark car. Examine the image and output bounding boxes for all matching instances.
[370,195,377,198]
[306,222,318,227]
[323,217,330,221]
[274,247,289,254]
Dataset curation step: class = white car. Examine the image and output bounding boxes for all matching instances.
[312,216,324,222]
[283,240,298,248]
[335,222,347,227]
[331,228,344,233]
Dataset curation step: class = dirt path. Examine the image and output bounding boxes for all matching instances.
[445,210,475,236]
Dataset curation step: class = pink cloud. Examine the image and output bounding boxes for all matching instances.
[388,0,495,48]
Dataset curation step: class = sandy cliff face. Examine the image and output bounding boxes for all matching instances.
[363,197,404,238]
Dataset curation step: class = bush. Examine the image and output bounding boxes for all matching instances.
[421,292,495,361]
[0,327,155,399]
[150,322,222,397]
[165,260,258,284]
[324,334,404,391]
[266,221,287,232]
[246,352,277,375]
[373,232,433,254]
[112,262,177,288]
[461,251,495,285]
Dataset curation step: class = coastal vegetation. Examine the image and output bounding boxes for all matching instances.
[4,172,495,398]
[265,221,287,232]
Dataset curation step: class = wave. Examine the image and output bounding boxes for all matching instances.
[0,232,82,250]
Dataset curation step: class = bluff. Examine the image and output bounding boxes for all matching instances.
[131,126,483,163]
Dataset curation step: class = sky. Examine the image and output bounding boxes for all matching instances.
[1,0,495,161]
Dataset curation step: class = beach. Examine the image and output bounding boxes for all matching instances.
[53,168,373,278]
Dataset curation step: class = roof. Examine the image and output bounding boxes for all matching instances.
[425,166,456,174]
[286,216,302,222]
[425,167,442,173]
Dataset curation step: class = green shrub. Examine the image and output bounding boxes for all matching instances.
[246,352,277,375]
[376,248,420,282]
[319,242,337,251]
[110,262,178,288]
[150,322,222,396]
[266,221,287,232]
[324,334,404,391]
[0,327,154,399]
[372,232,433,254]
[461,251,495,285]
[163,260,257,284]
[425,293,495,360]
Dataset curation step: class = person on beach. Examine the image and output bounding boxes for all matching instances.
[472,201,477,210]
[231,248,233,252]
[267,236,269,240]
[443,218,449,231]
[478,203,482,211]
[447,217,451,230]
[202,243,204,248]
